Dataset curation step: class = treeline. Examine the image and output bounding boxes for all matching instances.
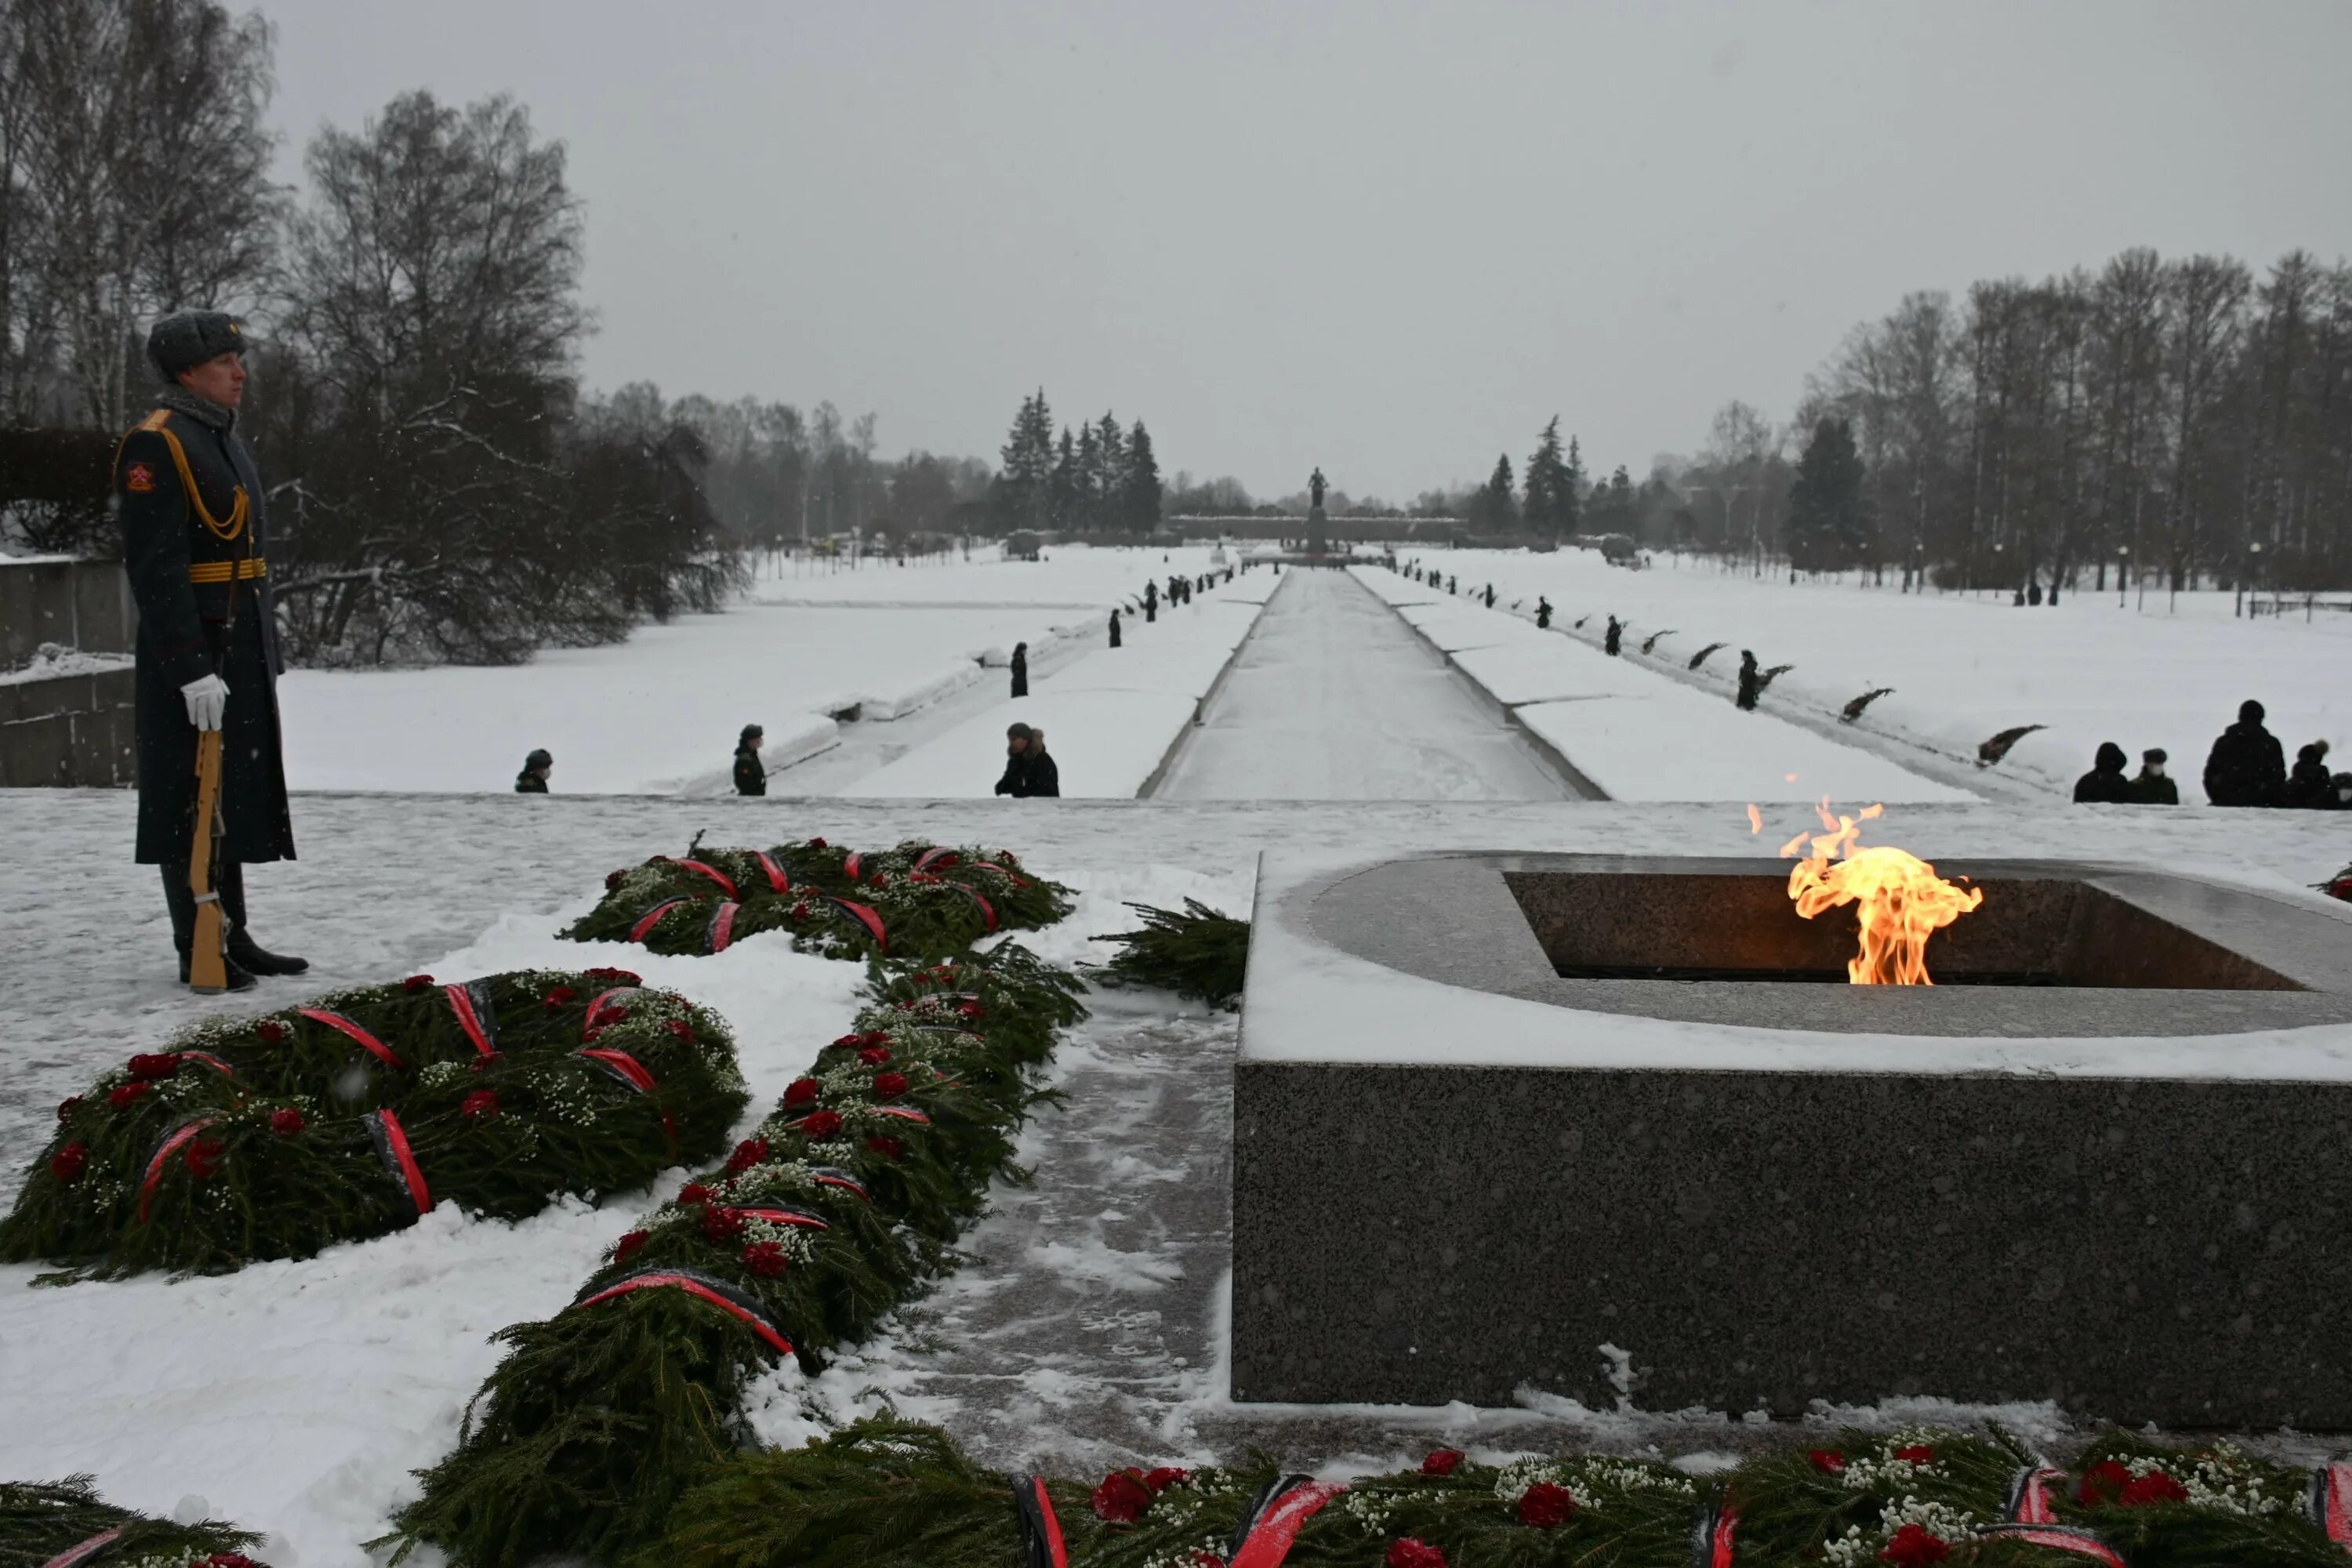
[993,390,1163,534]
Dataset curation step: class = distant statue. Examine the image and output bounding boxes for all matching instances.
[1309,468,1327,510]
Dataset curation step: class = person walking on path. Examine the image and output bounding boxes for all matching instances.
[1010,642,1029,699]
[118,309,302,991]
[993,723,1061,798]
[733,725,766,795]
[1483,583,1495,608]
[2202,699,2287,805]
[1536,596,1552,629]
[1143,580,1158,622]
[2074,742,2134,804]
[1109,608,1122,648]
[1735,651,1762,710]
[515,750,552,793]
[2285,741,2336,808]
[2129,748,2178,804]
[1604,615,1623,655]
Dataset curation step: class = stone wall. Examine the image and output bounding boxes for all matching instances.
[2,559,138,787]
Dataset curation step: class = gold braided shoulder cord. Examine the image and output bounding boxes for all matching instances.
[119,407,249,542]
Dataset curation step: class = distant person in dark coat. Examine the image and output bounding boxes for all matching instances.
[516,749,552,793]
[1483,583,1495,608]
[733,724,766,796]
[2202,699,2287,806]
[2128,748,2178,804]
[1735,650,1761,711]
[1143,580,1158,622]
[1536,597,1552,629]
[993,722,1061,798]
[1010,642,1029,699]
[1109,608,1122,648]
[2284,741,2336,808]
[1604,615,1623,656]
[2074,741,2133,803]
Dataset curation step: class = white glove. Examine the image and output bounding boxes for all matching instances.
[181,673,229,731]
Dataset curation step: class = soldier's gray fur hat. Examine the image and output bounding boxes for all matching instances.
[147,310,252,381]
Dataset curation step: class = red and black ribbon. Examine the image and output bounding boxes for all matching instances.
[666,857,739,898]
[842,851,866,881]
[824,897,887,953]
[1009,1474,1069,1568]
[871,1105,931,1124]
[179,1049,236,1078]
[2309,1461,2352,1547]
[365,1107,434,1223]
[1689,1502,1737,1568]
[578,1047,658,1093]
[298,1007,404,1069]
[753,851,792,894]
[37,1526,125,1568]
[1984,1466,2126,1565]
[913,848,960,873]
[809,1165,869,1200]
[630,898,689,942]
[739,1206,829,1230]
[444,981,499,1058]
[136,1118,219,1223]
[571,1266,793,1357]
[585,987,642,1038]
[1228,1475,1346,1568]
[706,901,741,954]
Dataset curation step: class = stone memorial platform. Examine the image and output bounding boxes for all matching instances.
[1230,849,2352,1426]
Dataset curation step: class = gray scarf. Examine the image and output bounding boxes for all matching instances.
[154,385,236,433]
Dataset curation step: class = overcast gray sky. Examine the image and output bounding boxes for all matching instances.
[260,1,2352,500]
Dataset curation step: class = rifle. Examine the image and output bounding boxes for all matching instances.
[186,728,229,992]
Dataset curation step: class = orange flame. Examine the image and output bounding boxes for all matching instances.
[1745,803,1763,835]
[1780,800,1982,985]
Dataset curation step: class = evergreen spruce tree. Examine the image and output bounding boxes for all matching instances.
[1484,452,1519,528]
[1122,419,1163,528]
[996,390,1055,531]
[1523,416,1572,538]
[1095,413,1127,529]
[1562,435,1587,536]
[1047,429,1077,532]
[1074,422,1103,532]
[1785,416,1868,572]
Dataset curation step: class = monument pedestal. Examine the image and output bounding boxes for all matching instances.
[1305,504,1328,557]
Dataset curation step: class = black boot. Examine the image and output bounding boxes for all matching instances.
[162,865,258,991]
[218,860,308,977]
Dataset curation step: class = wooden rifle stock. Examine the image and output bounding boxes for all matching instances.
[187,727,228,992]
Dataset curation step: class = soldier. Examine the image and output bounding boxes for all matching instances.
[116,310,300,991]
[1536,596,1552,630]
[515,750,553,792]
[1010,641,1029,699]
[1143,579,1158,623]
[733,725,766,796]
[1109,608,1123,648]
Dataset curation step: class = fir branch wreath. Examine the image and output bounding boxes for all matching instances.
[0,1476,266,1568]
[383,945,1088,1568]
[1088,899,1250,1009]
[0,969,748,1279]
[565,837,1073,962]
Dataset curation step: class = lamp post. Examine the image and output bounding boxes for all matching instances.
[2116,543,2129,608]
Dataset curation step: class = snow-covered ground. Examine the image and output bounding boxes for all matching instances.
[4,789,2349,1564]
[278,545,1244,797]
[1385,547,2351,801]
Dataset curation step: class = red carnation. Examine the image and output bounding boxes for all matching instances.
[270,1107,305,1138]
[1807,1449,1847,1475]
[128,1053,181,1080]
[257,1020,288,1044]
[585,967,642,985]
[873,1071,909,1098]
[1387,1541,1448,1568]
[678,1183,714,1207]
[783,1076,821,1107]
[203,1555,260,1568]
[866,1134,903,1160]
[1142,1466,1192,1493]
[57,1097,82,1123]
[742,1240,788,1278]
[1876,1523,1951,1565]
[1090,1469,1154,1523]
[869,872,890,889]
[2119,1472,2188,1507]
[789,901,811,918]
[403,974,434,993]
[2076,1459,2131,1504]
[109,1082,151,1109]
[807,837,828,849]
[668,1018,694,1040]
[862,1031,891,1047]
[612,1230,648,1265]
[1421,1448,1465,1475]
[858,1045,893,1065]
[831,1033,862,1050]
[1517,1481,1577,1528]
[49,1143,88,1184]
[183,1135,224,1180]
[702,1205,746,1243]
[725,1137,770,1175]
[800,1110,844,1140]
[460,1089,500,1120]
[958,1002,985,1020]
[543,985,578,1011]
[1893,1444,1936,1465]
[470,1052,499,1073]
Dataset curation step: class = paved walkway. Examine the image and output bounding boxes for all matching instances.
[1152,567,1582,800]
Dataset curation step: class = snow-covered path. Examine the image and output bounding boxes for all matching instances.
[1154,568,1583,800]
